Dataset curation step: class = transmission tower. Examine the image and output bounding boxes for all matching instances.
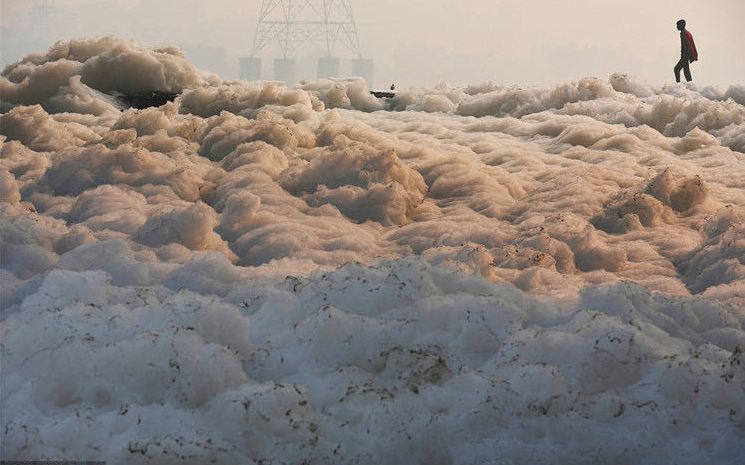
[240,0,373,85]
[251,0,362,59]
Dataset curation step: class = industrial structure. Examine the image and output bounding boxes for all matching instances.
[240,0,373,85]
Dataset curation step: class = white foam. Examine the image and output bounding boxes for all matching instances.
[2,38,745,464]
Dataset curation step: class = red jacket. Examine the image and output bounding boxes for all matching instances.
[682,30,698,61]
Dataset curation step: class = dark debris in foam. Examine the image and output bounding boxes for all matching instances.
[114,91,179,110]
[370,90,396,99]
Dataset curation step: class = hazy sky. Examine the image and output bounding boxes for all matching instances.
[2,0,744,87]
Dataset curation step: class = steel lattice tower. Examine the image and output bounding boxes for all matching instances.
[251,0,362,59]
[241,0,373,84]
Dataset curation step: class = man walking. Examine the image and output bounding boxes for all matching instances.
[674,19,698,82]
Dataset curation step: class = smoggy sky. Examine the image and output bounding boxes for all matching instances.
[2,0,744,87]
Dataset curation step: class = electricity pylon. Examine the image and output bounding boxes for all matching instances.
[250,0,363,59]
[241,0,372,84]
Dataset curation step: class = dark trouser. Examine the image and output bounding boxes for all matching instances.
[674,57,692,82]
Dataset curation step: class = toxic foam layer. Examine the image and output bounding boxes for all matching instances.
[1,38,745,464]
[3,261,744,464]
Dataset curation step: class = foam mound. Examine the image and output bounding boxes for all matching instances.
[2,38,745,464]
[3,260,744,464]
